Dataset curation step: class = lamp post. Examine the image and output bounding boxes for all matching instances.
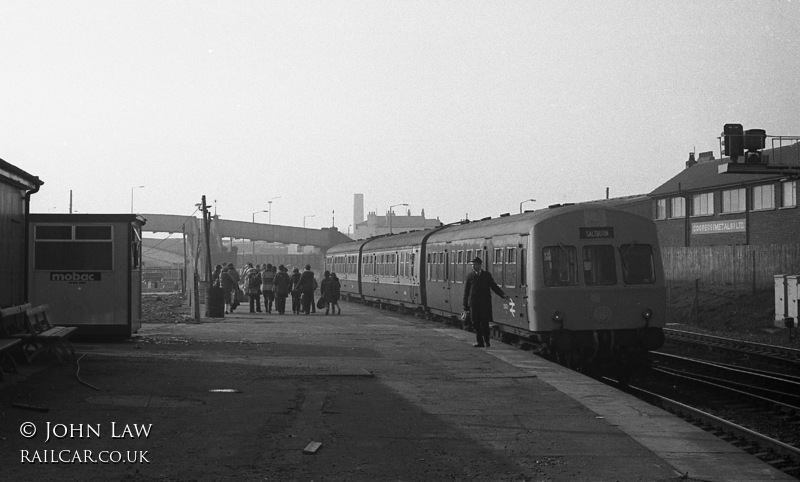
[131,185,145,213]
[252,210,269,223]
[519,198,536,213]
[267,196,281,224]
[252,210,268,257]
[388,203,408,234]
[303,215,315,228]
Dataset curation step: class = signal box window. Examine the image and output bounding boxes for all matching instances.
[692,193,713,216]
[721,188,745,213]
[582,245,617,286]
[752,184,775,211]
[655,199,667,220]
[619,244,655,284]
[670,197,685,218]
[542,245,577,287]
[783,181,797,207]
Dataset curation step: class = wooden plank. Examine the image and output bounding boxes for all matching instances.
[303,441,322,454]
[0,338,21,351]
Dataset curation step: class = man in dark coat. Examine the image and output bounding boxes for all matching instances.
[463,256,508,347]
[298,265,317,315]
[272,265,291,315]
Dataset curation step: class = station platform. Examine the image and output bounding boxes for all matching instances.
[0,302,793,481]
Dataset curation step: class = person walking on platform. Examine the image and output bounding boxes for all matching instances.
[244,263,262,313]
[261,264,276,313]
[228,262,241,298]
[320,270,334,315]
[221,264,237,313]
[299,265,316,315]
[290,267,302,314]
[329,272,341,315]
[273,265,291,315]
[463,256,509,347]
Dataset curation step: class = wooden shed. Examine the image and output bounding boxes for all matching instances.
[0,159,43,307]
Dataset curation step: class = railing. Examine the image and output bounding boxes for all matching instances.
[142,268,184,293]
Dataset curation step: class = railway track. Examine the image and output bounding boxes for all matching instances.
[664,327,800,370]
[623,382,800,478]
[622,350,800,478]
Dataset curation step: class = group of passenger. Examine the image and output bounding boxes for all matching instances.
[212,262,341,316]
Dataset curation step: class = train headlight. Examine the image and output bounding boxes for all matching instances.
[552,311,564,323]
[641,308,653,320]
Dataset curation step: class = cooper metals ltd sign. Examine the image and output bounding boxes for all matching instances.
[691,219,746,235]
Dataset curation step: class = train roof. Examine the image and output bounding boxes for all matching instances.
[426,203,650,243]
[324,204,652,253]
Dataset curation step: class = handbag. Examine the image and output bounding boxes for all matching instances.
[316,297,325,309]
[460,311,470,323]
[235,289,245,303]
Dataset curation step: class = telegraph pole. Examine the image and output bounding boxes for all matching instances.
[201,195,213,317]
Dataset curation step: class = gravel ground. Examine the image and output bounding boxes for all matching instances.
[141,293,189,324]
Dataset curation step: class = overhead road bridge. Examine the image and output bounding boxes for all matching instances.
[140,213,352,291]
[139,213,351,251]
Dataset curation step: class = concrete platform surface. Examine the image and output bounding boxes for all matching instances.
[0,302,793,481]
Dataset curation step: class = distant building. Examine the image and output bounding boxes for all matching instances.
[353,206,442,240]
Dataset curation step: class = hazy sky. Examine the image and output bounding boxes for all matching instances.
[3,1,799,235]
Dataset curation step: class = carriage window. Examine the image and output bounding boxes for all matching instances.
[504,247,516,288]
[542,245,577,287]
[582,245,617,286]
[619,244,656,284]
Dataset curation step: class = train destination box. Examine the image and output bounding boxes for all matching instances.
[27,214,146,337]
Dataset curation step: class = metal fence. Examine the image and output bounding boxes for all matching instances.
[142,268,185,293]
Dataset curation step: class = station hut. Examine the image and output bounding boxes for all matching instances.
[27,214,146,337]
[0,159,43,307]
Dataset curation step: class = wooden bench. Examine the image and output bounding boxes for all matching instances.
[0,338,22,380]
[20,305,77,363]
[0,304,30,378]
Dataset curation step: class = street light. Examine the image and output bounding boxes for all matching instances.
[131,185,145,213]
[303,215,315,228]
[519,198,536,213]
[388,203,408,234]
[252,210,269,223]
[251,210,269,257]
[267,196,281,224]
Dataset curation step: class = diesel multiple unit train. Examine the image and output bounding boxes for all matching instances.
[325,204,666,375]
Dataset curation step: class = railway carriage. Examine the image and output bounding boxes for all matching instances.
[325,204,666,374]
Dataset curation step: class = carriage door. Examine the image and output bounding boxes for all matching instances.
[443,244,452,312]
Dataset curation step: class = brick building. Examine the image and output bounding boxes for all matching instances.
[649,145,800,248]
